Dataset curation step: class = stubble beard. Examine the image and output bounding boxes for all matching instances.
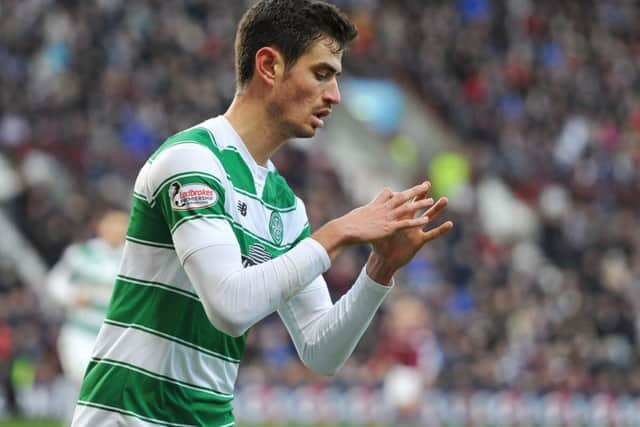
[266,97,314,140]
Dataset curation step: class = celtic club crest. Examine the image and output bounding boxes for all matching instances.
[269,211,283,245]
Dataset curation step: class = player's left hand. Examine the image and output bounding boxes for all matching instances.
[366,182,453,284]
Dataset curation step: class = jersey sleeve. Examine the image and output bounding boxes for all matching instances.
[278,267,393,375]
[145,143,235,263]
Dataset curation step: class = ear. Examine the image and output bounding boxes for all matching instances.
[254,47,284,87]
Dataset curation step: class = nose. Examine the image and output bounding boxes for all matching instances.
[323,79,341,105]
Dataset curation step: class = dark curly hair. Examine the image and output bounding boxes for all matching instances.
[234,0,358,89]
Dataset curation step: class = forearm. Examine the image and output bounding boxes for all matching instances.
[183,237,330,337]
[279,267,393,375]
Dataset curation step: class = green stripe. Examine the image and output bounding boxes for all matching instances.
[107,278,246,362]
[262,170,296,209]
[151,126,298,210]
[79,359,234,426]
[217,148,255,195]
[93,357,232,398]
[235,186,297,213]
[127,197,173,247]
[117,274,198,300]
[294,222,312,244]
[126,236,174,249]
[159,127,255,196]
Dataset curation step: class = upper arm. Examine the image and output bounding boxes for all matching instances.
[146,143,236,264]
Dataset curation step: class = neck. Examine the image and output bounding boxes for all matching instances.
[224,89,286,166]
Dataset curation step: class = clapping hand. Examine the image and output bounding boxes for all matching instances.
[366,182,453,284]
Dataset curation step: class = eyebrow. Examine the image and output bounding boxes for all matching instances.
[313,62,342,76]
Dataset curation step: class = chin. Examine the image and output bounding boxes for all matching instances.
[291,125,317,139]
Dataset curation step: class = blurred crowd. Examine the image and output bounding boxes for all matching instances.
[356,0,640,397]
[2,0,640,420]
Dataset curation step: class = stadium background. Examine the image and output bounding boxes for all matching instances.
[2,0,640,426]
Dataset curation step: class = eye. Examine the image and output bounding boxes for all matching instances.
[315,70,331,81]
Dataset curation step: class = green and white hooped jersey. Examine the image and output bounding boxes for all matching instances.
[75,116,311,427]
[59,239,122,336]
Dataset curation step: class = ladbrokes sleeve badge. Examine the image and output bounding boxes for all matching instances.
[169,181,218,210]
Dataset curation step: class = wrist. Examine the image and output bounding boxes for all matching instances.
[311,218,350,261]
[366,252,396,286]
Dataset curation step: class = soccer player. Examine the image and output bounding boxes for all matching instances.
[46,210,128,413]
[71,1,453,426]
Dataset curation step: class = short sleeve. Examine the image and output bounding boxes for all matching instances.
[147,143,237,262]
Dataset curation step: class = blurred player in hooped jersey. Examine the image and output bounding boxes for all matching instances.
[46,210,128,389]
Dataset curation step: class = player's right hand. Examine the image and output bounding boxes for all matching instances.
[311,182,438,260]
[339,182,436,243]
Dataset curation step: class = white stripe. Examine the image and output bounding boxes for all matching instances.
[170,212,228,234]
[93,322,238,395]
[104,319,240,363]
[119,241,195,294]
[133,162,152,199]
[225,191,308,246]
[172,216,236,265]
[136,140,309,247]
[72,401,193,427]
[146,143,226,201]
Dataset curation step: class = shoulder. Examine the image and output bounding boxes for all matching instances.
[145,139,229,200]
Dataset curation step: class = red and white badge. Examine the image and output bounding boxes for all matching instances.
[169,181,218,210]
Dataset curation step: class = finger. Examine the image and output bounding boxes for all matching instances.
[393,215,431,231]
[423,196,448,222]
[422,220,454,242]
[371,187,394,205]
[389,181,430,208]
[394,197,434,218]
[412,181,433,202]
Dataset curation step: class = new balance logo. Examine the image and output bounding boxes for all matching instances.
[237,201,248,216]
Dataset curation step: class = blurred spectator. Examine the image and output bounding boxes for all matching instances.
[46,210,127,392]
[368,295,442,422]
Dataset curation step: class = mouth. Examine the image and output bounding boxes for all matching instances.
[311,109,331,128]
[314,108,332,119]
